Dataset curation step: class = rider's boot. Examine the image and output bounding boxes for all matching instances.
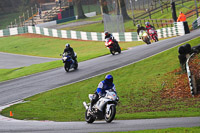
[89,99,95,112]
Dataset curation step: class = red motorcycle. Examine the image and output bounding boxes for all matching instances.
[105,38,121,55]
[148,28,159,42]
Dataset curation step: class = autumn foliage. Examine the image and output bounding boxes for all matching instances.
[161,54,200,99]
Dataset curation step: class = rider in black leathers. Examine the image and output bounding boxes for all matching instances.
[63,43,77,63]
[104,31,119,46]
[136,24,146,37]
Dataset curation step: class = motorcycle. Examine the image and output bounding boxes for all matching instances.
[83,89,119,123]
[60,53,78,72]
[105,38,121,55]
[139,30,151,45]
[149,28,159,42]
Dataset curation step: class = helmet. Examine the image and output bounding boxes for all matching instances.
[104,31,109,36]
[136,24,140,28]
[105,74,113,83]
[65,43,70,47]
[145,22,150,26]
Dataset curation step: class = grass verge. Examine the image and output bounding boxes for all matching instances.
[100,127,200,133]
[1,37,200,121]
[0,34,144,82]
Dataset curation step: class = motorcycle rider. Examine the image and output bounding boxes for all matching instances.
[136,24,146,39]
[89,74,117,112]
[104,31,119,46]
[63,43,77,63]
[145,22,155,35]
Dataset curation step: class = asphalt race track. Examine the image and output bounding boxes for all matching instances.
[0,29,200,132]
[0,116,199,133]
[0,52,59,69]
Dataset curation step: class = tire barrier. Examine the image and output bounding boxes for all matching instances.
[178,43,192,71]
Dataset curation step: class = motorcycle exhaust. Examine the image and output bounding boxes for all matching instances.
[83,102,88,110]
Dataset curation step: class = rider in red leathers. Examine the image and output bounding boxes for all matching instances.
[145,22,155,35]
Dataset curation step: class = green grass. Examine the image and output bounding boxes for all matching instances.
[0,35,144,82]
[1,37,200,121]
[100,127,200,133]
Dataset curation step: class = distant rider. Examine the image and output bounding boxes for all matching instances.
[145,22,155,35]
[89,74,117,112]
[63,43,77,63]
[104,31,119,46]
[136,24,146,39]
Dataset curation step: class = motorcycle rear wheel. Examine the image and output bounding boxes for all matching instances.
[74,61,78,70]
[85,109,95,123]
[105,105,116,123]
[118,46,121,54]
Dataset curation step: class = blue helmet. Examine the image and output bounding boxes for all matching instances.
[105,74,113,83]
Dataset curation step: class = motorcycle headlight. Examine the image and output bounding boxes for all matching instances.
[143,33,147,36]
[108,41,112,45]
[107,95,114,100]
[63,57,67,61]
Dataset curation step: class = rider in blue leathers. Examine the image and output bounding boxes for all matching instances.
[89,74,117,111]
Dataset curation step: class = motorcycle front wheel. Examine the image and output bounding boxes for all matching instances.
[154,36,159,42]
[85,109,95,123]
[64,62,70,72]
[110,48,115,55]
[105,105,116,123]
[143,37,151,45]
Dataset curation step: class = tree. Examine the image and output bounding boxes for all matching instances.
[74,0,86,19]
[118,0,131,20]
[99,0,109,14]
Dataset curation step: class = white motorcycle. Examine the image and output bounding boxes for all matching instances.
[83,89,119,123]
[139,30,151,45]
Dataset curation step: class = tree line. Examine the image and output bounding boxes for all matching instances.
[0,0,54,14]
[75,0,131,20]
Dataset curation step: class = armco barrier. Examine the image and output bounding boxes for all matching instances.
[186,53,197,96]
[1,22,185,42]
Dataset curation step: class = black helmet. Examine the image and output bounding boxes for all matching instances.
[65,43,70,47]
[105,74,113,84]
[136,24,140,28]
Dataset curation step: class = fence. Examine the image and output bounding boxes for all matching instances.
[134,19,174,28]
[0,22,186,42]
